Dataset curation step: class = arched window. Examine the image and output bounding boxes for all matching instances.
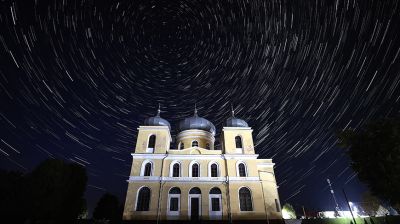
[168,187,181,214]
[210,163,218,177]
[238,163,247,177]
[172,163,180,177]
[170,187,181,194]
[235,136,242,148]
[239,187,253,211]
[148,135,156,148]
[205,143,210,150]
[192,140,198,147]
[189,187,201,194]
[179,142,184,150]
[210,187,221,194]
[192,163,199,177]
[144,162,152,176]
[136,187,151,211]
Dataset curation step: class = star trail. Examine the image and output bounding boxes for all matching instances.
[1,0,400,215]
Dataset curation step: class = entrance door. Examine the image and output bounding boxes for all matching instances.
[191,197,200,220]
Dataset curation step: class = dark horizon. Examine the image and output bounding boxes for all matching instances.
[1,0,400,217]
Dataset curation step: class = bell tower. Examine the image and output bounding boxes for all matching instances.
[134,105,171,154]
[221,109,255,154]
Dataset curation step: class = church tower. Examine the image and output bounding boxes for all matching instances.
[123,106,282,222]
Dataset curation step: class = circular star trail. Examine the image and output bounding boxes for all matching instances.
[1,0,400,213]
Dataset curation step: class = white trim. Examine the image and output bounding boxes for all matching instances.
[129,176,161,181]
[169,160,181,177]
[208,161,220,177]
[176,129,215,142]
[223,127,252,131]
[135,186,151,211]
[223,154,259,159]
[257,163,275,168]
[131,153,259,160]
[178,142,184,150]
[127,176,261,182]
[189,160,200,177]
[228,176,259,181]
[209,194,222,219]
[140,160,154,176]
[236,161,248,177]
[238,186,254,212]
[188,194,202,220]
[138,126,172,142]
[167,187,181,218]
[131,154,167,159]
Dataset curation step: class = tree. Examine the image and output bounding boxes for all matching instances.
[28,159,88,223]
[93,193,122,224]
[338,117,400,207]
[361,191,381,216]
[282,203,296,219]
[0,170,29,222]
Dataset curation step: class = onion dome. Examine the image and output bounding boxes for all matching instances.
[178,107,216,135]
[225,108,249,127]
[143,105,171,129]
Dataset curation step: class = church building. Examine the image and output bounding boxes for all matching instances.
[123,107,282,222]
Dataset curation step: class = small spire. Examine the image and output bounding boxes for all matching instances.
[231,104,235,117]
[194,103,198,116]
[156,103,161,117]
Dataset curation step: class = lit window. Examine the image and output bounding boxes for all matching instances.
[136,187,150,211]
[239,187,253,211]
[192,141,198,147]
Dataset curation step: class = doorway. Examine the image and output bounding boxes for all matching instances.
[191,197,200,220]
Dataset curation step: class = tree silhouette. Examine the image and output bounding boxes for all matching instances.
[28,159,87,223]
[338,117,400,208]
[93,193,122,224]
[0,170,29,222]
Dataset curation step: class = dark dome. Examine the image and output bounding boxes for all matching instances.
[225,110,249,127]
[225,117,249,127]
[178,110,216,135]
[143,107,171,129]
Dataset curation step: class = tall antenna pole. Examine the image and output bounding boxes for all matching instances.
[327,179,341,217]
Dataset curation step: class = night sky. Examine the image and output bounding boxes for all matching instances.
[1,0,400,216]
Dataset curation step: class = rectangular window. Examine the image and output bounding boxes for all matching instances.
[211,168,217,177]
[170,198,179,211]
[211,198,220,211]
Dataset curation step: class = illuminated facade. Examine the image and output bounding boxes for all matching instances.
[123,107,282,221]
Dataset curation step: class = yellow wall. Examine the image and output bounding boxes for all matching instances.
[124,125,283,221]
[176,130,215,150]
[134,126,171,154]
[222,127,255,154]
